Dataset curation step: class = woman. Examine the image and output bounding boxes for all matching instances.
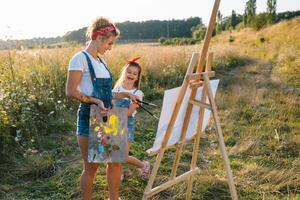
[66,17,138,200]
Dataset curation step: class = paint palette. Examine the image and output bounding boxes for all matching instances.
[88,105,128,163]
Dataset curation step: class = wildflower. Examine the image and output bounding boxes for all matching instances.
[48,111,55,116]
[57,100,62,104]
[31,149,38,154]
[38,102,43,106]
[29,95,36,100]
[17,129,21,135]
[15,136,21,142]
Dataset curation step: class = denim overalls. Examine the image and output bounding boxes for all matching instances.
[114,89,138,142]
[76,51,113,137]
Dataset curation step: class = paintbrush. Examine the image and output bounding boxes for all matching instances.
[136,102,159,120]
[136,99,159,107]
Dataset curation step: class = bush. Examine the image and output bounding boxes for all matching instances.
[159,37,197,46]
[251,13,272,30]
[235,22,245,31]
[158,37,166,44]
[192,25,207,41]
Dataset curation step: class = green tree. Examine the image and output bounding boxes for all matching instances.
[244,0,257,26]
[267,0,277,23]
[64,27,87,44]
[216,10,223,34]
[243,10,248,26]
[231,10,238,29]
[191,25,207,41]
[277,10,300,22]
[251,13,269,30]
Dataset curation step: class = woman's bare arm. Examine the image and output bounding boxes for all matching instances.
[66,70,107,111]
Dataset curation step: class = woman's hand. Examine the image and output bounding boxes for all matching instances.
[94,98,109,113]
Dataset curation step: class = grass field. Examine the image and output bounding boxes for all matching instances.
[0,17,299,200]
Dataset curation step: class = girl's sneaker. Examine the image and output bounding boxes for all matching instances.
[140,161,150,179]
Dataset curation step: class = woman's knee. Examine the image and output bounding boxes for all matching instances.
[83,163,98,177]
[107,163,121,171]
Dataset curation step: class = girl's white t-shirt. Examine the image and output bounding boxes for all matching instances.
[113,85,144,116]
[68,50,111,96]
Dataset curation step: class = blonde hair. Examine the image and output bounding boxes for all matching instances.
[115,63,142,89]
[86,17,120,41]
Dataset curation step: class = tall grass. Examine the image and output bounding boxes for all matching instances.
[0,17,300,199]
[0,49,74,148]
[212,16,300,88]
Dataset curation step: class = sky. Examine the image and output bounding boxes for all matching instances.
[0,0,299,40]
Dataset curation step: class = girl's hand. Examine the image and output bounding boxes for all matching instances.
[128,94,140,104]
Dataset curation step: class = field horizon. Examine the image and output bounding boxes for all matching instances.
[0,17,299,200]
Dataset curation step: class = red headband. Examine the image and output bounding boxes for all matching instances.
[91,23,116,40]
[127,57,141,65]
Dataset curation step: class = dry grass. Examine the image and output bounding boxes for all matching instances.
[1,17,300,200]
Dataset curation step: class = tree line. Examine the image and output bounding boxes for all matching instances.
[215,0,299,33]
[1,1,300,49]
[64,17,202,44]
[188,0,300,43]
[0,17,202,49]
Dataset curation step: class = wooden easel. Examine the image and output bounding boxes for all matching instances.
[143,0,238,199]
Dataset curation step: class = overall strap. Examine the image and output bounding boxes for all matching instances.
[133,89,139,94]
[97,56,113,78]
[82,51,96,87]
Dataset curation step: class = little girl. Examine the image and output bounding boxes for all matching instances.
[113,57,150,179]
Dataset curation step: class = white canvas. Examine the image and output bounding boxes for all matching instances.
[148,80,219,153]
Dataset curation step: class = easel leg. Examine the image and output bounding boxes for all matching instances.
[186,88,208,200]
[143,52,200,200]
[170,53,200,180]
[203,74,238,200]
[171,89,197,179]
[143,148,166,200]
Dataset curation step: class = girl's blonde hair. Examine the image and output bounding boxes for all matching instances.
[115,62,142,89]
[86,17,120,41]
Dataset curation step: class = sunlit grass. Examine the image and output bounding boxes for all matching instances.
[0,17,300,200]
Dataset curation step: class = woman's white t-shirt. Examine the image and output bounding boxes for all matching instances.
[68,50,111,96]
[113,85,144,116]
